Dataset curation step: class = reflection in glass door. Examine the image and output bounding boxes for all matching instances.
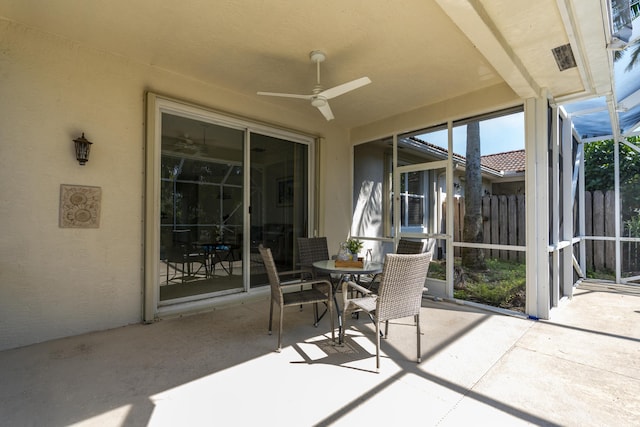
[159,113,245,303]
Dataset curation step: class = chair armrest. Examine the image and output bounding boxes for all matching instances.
[280,279,332,297]
[342,280,371,296]
[278,269,313,280]
[342,280,373,307]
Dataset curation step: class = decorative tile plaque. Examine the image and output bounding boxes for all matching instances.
[59,184,102,228]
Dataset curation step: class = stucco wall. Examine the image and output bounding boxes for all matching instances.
[0,17,524,351]
[0,19,350,350]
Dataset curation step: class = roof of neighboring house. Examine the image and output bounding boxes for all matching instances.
[408,136,524,175]
[480,149,526,173]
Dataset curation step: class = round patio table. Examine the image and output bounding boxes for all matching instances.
[312,259,383,278]
[312,260,383,342]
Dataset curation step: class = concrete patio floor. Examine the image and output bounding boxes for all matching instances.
[1,281,639,426]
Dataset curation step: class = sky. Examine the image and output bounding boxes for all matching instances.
[420,111,525,156]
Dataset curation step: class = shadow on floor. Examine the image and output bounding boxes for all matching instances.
[1,283,639,426]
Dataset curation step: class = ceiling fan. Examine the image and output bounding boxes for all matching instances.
[165,130,207,156]
[174,134,195,145]
[166,134,197,152]
[257,50,371,121]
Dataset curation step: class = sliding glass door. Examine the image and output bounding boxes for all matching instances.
[144,94,314,319]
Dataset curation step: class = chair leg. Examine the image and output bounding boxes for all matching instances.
[277,306,284,352]
[375,320,381,373]
[416,314,421,363]
[268,300,274,335]
[384,320,389,338]
[340,306,348,345]
[329,298,335,344]
[313,302,319,327]
[300,285,304,311]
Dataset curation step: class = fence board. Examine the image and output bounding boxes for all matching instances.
[482,197,491,247]
[605,190,616,270]
[585,191,593,271]
[517,195,526,261]
[593,191,605,270]
[499,195,508,259]
[490,196,499,258]
[508,195,518,261]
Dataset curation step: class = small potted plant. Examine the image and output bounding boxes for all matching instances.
[345,238,364,259]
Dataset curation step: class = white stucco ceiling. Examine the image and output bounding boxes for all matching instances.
[0,0,613,128]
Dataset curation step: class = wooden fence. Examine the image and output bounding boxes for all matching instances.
[450,195,526,261]
[584,190,616,271]
[448,190,638,273]
[584,190,639,274]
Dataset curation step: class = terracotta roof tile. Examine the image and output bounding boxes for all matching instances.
[481,149,525,173]
[409,137,525,173]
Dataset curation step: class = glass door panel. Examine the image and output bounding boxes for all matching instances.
[159,113,244,303]
[249,132,309,288]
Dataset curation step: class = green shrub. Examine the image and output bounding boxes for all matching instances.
[454,258,526,311]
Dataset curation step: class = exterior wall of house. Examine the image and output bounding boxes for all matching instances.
[0,20,350,350]
[490,180,526,195]
[0,18,532,351]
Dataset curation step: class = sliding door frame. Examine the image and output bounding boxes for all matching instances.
[144,93,316,322]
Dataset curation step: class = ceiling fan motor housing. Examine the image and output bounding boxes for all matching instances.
[311,97,327,107]
[309,50,326,63]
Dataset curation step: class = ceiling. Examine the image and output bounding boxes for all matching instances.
[0,0,614,129]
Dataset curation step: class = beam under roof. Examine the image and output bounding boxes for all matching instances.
[435,0,540,99]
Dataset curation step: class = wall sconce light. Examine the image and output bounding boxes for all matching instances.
[73,133,93,165]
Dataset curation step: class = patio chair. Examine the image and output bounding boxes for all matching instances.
[163,229,208,284]
[341,252,432,372]
[365,238,425,291]
[258,244,335,352]
[396,238,425,254]
[297,236,331,279]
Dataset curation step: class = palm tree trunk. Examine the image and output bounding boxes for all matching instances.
[462,121,486,270]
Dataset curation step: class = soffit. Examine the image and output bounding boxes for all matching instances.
[0,0,611,129]
[481,0,585,98]
[437,0,611,102]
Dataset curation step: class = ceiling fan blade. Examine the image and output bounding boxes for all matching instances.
[257,91,313,100]
[319,77,371,100]
[316,102,334,121]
